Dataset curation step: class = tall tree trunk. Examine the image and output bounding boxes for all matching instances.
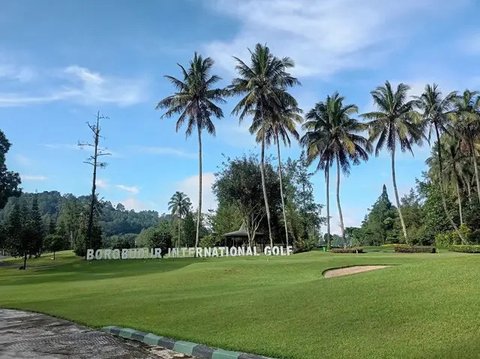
[391,148,408,242]
[23,251,27,269]
[178,218,181,248]
[325,167,331,249]
[260,134,273,248]
[435,125,465,243]
[455,177,464,225]
[276,136,289,248]
[465,175,472,203]
[86,112,100,259]
[336,158,346,248]
[195,126,202,256]
[471,142,480,204]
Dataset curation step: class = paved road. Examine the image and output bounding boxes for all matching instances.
[0,309,189,358]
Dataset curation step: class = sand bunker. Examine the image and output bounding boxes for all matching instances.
[323,265,389,278]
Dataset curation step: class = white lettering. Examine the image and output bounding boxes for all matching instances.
[264,246,271,255]
[104,249,112,259]
[112,249,120,259]
[122,249,128,259]
[86,249,94,261]
[95,249,103,260]
[196,248,202,257]
[154,248,162,258]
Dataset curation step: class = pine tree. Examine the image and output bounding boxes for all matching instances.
[360,185,399,245]
[29,195,44,257]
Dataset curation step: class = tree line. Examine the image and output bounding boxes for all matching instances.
[157,43,480,250]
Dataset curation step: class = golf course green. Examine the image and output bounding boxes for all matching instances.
[1,250,479,359]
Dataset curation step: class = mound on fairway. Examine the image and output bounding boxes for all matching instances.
[0,251,479,359]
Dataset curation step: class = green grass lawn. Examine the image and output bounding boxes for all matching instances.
[1,250,479,359]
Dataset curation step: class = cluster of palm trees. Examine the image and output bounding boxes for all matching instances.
[157,43,480,251]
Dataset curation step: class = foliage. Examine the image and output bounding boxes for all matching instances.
[360,185,398,245]
[435,224,472,248]
[149,221,172,256]
[0,130,21,210]
[362,81,424,242]
[157,52,226,254]
[283,154,324,249]
[449,244,480,253]
[199,234,220,248]
[393,244,436,253]
[301,92,371,245]
[213,154,281,244]
[43,234,68,259]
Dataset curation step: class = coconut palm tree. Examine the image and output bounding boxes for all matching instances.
[156,53,225,255]
[301,93,370,248]
[362,81,423,243]
[451,90,480,204]
[168,191,192,248]
[251,102,303,248]
[415,84,465,242]
[230,43,300,247]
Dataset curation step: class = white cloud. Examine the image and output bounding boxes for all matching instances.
[15,154,32,166]
[204,0,464,79]
[0,65,148,107]
[121,197,152,212]
[22,175,48,181]
[96,178,109,189]
[116,184,140,195]
[136,146,196,158]
[0,64,36,82]
[178,172,217,211]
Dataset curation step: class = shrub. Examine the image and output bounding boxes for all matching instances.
[449,245,480,253]
[394,244,436,253]
[199,234,220,248]
[330,247,364,253]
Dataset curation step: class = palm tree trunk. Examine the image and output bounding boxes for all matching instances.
[471,143,480,204]
[195,126,202,256]
[336,158,346,248]
[178,218,181,248]
[276,136,289,248]
[260,134,273,248]
[435,125,465,243]
[455,177,464,225]
[391,148,408,242]
[325,167,331,249]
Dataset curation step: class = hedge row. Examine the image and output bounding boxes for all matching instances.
[449,245,480,253]
[393,245,436,253]
[330,247,364,253]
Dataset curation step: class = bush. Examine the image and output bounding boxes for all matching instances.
[330,247,364,253]
[394,244,436,253]
[449,245,480,253]
[199,234,220,248]
[294,237,317,253]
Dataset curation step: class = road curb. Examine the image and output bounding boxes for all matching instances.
[102,326,272,359]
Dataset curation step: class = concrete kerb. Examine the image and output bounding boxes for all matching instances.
[102,326,273,359]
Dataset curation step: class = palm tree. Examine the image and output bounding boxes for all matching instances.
[415,84,465,242]
[168,191,192,248]
[301,93,370,248]
[452,90,480,204]
[230,43,300,247]
[252,102,303,248]
[362,81,423,243]
[156,53,225,255]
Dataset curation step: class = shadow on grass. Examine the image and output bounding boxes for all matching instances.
[0,256,198,286]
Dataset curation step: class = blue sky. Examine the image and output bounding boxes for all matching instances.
[1,0,479,233]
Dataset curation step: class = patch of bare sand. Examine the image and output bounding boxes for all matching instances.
[323,265,389,278]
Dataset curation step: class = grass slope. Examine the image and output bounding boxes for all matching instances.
[1,251,479,358]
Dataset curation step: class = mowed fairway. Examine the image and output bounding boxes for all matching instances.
[1,251,479,359]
